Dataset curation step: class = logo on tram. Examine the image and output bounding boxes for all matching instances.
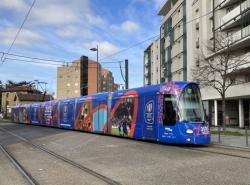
[145,100,154,124]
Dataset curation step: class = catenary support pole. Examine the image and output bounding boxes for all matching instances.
[125,59,128,89]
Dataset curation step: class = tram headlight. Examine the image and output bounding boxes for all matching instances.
[186,129,193,134]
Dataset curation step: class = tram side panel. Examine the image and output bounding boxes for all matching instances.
[12,106,20,123]
[132,95,143,139]
[108,89,139,139]
[92,97,108,133]
[74,96,94,132]
[51,100,59,128]
[43,101,54,127]
[142,94,158,141]
[17,104,30,124]
[59,98,75,129]
[74,94,109,134]
[30,103,40,125]
[39,102,46,125]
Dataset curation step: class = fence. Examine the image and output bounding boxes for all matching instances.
[211,125,249,148]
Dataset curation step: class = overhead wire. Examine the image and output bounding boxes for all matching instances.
[1,7,213,67]
[1,52,65,64]
[5,58,61,66]
[2,0,36,63]
[99,9,213,62]
[1,7,215,87]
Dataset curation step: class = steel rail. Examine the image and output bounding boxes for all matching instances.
[0,144,39,185]
[0,126,121,185]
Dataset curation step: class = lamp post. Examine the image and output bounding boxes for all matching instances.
[90,45,99,93]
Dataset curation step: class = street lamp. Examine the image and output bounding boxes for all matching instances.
[90,45,99,93]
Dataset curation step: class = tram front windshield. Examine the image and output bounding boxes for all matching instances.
[179,84,205,123]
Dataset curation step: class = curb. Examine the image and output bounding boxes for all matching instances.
[211,143,250,152]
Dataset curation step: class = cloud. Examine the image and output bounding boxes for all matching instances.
[83,41,120,56]
[111,20,140,33]
[0,0,28,12]
[55,25,93,40]
[31,4,79,26]
[86,14,107,27]
[121,20,140,32]
[0,28,43,46]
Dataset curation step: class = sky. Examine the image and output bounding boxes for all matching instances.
[0,0,163,96]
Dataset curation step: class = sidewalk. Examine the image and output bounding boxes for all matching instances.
[210,126,250,149]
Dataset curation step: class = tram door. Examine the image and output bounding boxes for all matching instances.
[143,96,157,140]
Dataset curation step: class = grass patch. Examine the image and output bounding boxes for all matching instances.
[211,130,250,136]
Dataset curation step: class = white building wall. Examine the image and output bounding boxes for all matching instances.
[151,39,161,84]
[143,38,160,86]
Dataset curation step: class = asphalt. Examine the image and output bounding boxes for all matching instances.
[1,122,250,185]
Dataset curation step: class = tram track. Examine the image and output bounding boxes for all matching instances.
[182,145,250,160]
[0,126,121,185]
[0,144,39,185]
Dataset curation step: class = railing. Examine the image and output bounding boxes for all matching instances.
[222,24,250,47]
[221,0,250,27]
[220,0,239,9]
[212,125,249,147]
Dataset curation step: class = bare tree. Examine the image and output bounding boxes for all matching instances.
[193,33,249,130]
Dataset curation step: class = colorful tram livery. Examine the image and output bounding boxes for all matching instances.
[11,82,210,144]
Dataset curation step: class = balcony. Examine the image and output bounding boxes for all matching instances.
[225,25,250,49]
[220,0,250,30]
[220,0,240,9]
[145,62,150,68]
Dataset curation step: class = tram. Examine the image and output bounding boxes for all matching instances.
[11,82,210,144]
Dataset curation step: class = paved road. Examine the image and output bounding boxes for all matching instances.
[0,122,250,185]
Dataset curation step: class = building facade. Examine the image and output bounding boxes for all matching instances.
[100,68,118,92]
[200,0,250,128]
[144,38,161,86]
[158,0,250,128]
[158,0,189,82]
[57,56,118,99]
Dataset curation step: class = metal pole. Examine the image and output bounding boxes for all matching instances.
[97,45,99,93]
[125,59,128,89]
[218,126,221,144]
[245,126,248,147]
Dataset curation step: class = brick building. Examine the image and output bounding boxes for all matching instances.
[57,56,118,99]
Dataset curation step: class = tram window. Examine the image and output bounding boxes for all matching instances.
[163,95,177,126]
[179,85,205,123]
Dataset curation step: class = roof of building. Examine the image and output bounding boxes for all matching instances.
[17,93,53,102]
[158,0,171,16]
[2,85,41,93]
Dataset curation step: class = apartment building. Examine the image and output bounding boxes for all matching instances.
[144,38,161,86]
[157,0,250,128]
[57,56,118,99]
[158,0,189,82]
[200,0,250,128]
[100,68,118,92]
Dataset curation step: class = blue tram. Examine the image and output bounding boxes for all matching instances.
[11,82,210,144]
